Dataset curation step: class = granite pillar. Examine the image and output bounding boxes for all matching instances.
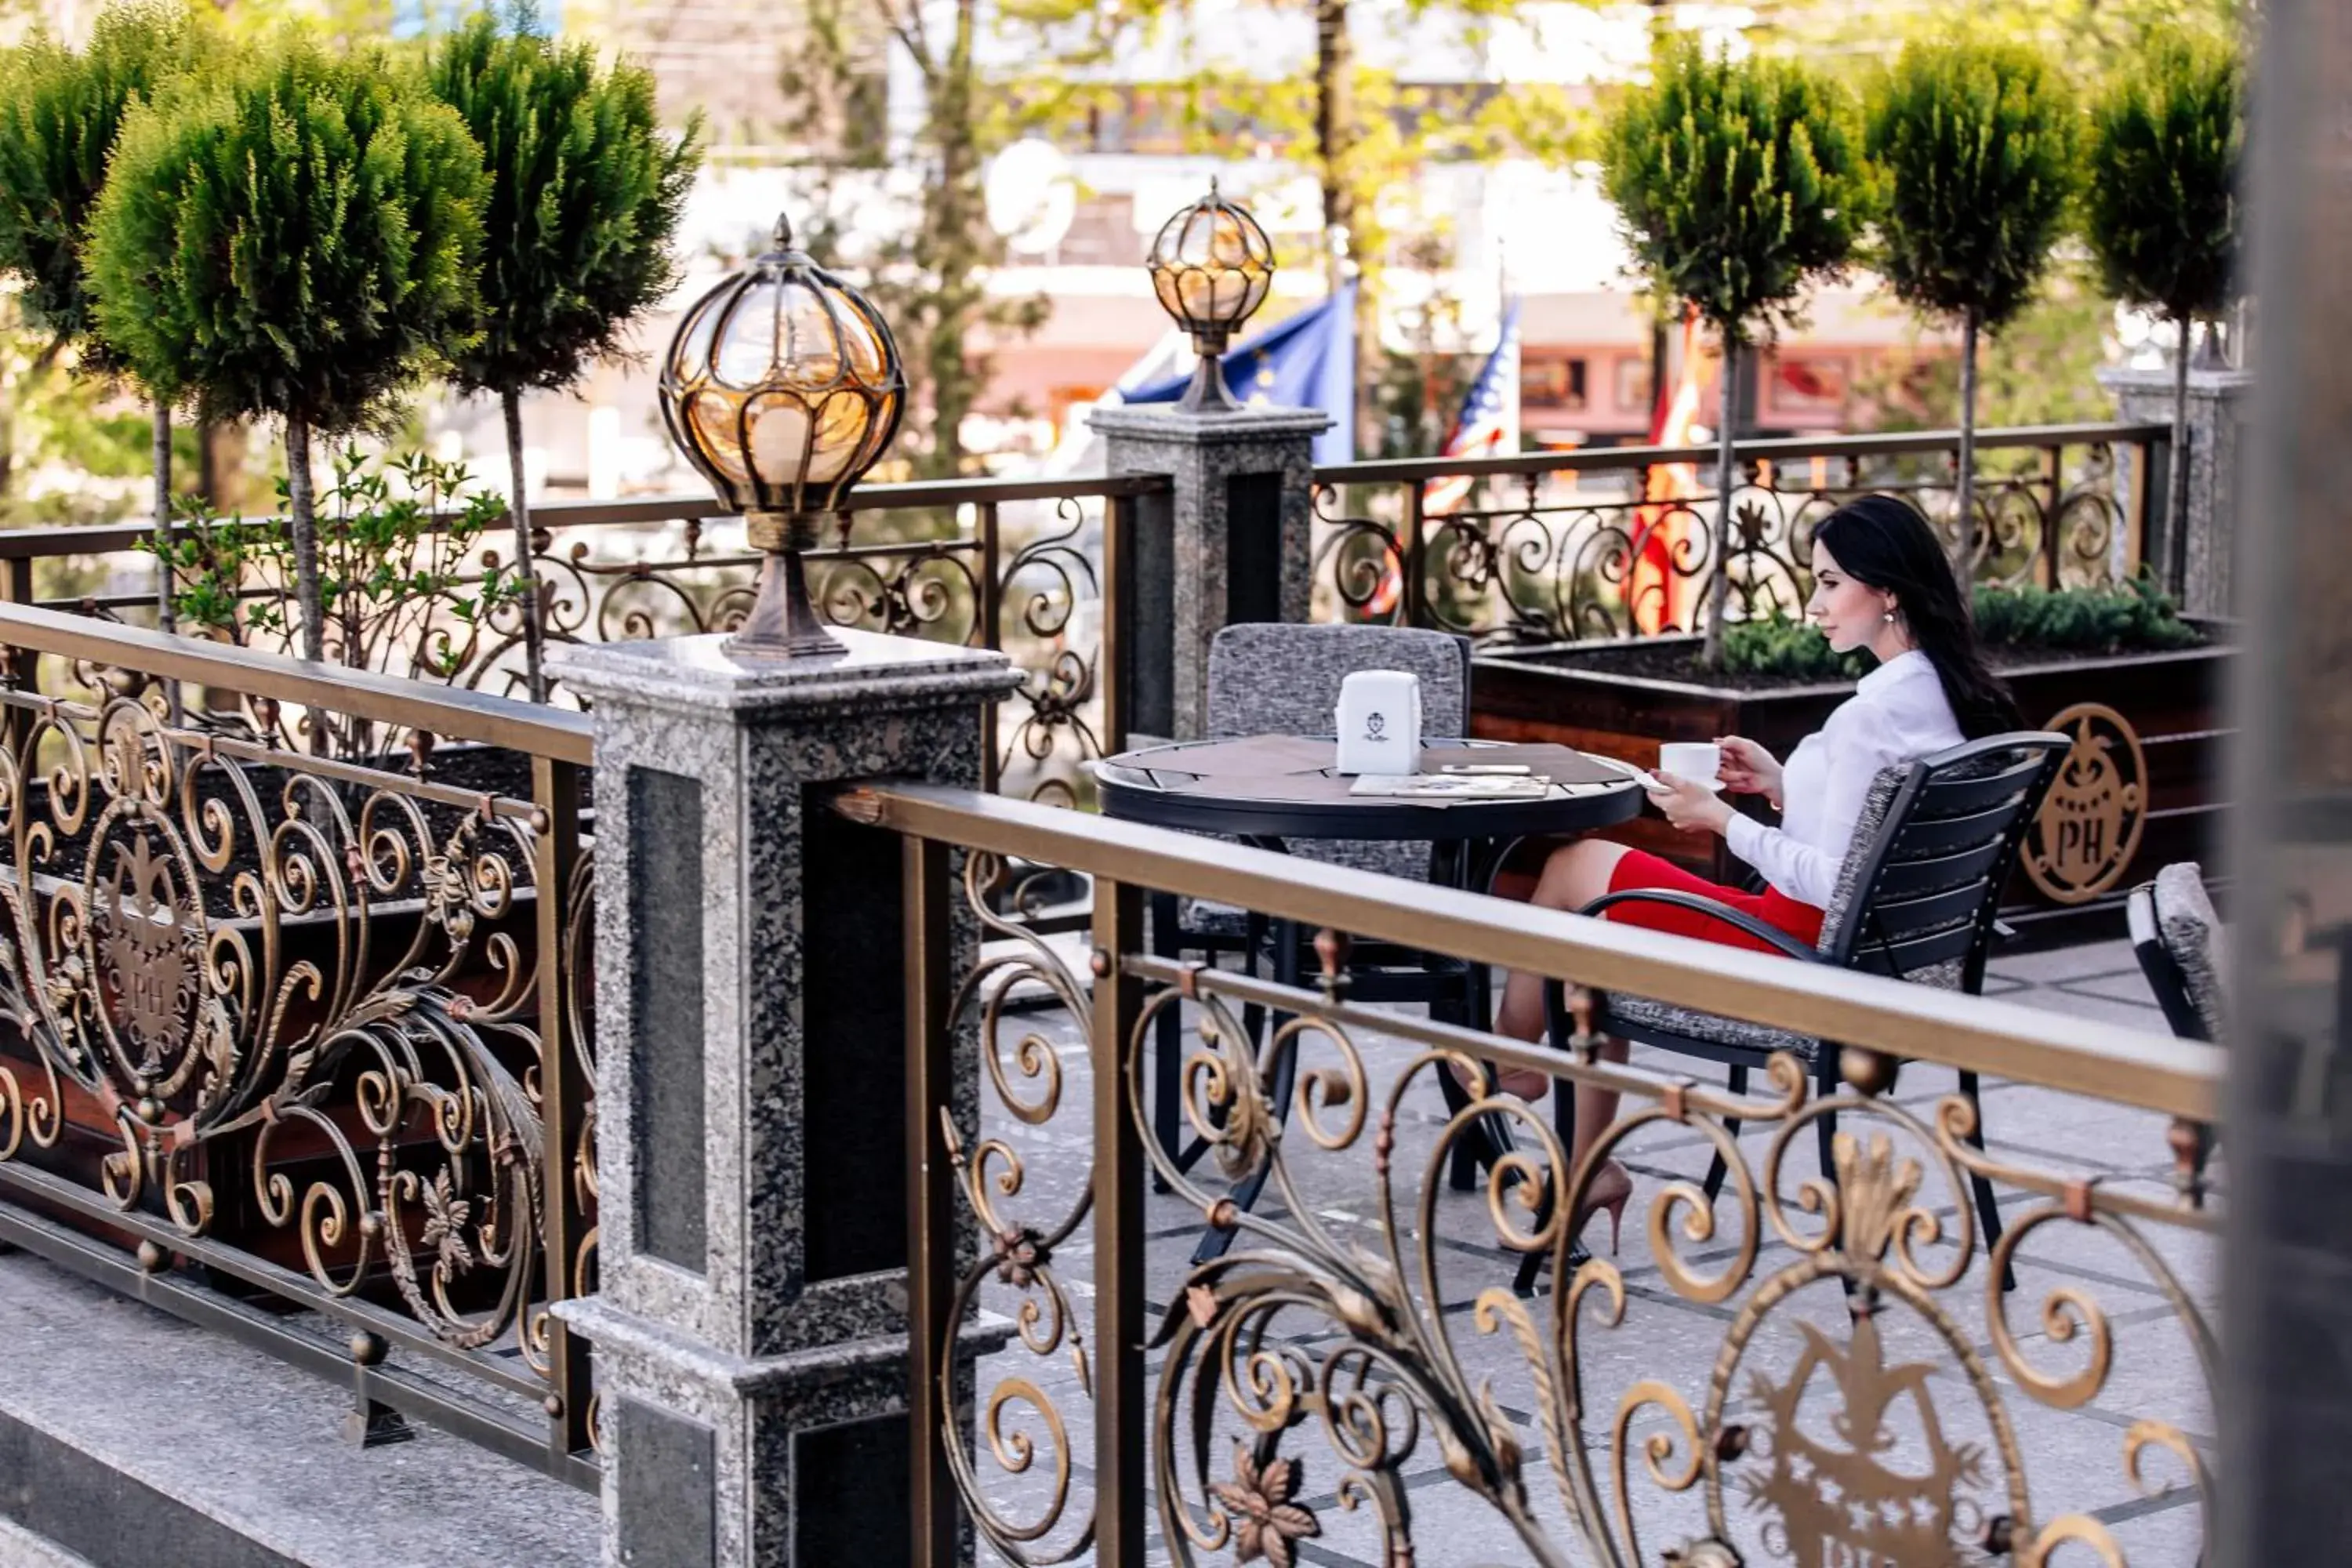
[2099,361,2253,618]
[1087,403,1331,740]
[550,629,1021,1568]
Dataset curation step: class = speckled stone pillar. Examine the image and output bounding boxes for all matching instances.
[550,630,1020,1568]
[2099,362,2253,619]
[1088,403,1331,740]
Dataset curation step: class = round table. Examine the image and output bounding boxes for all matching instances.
[1094,734,1645,869]
[1096,734,1646,1264]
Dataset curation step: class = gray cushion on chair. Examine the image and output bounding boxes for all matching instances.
[1602,764,1951,1060]
[1178,624,1472,935]
[2153,861,2228,1041]
[1602,993,1822,1057]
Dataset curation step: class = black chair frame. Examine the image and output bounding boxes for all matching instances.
[1512,731,2069,1295]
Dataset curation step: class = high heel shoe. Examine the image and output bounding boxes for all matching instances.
[1573,1158,1632,1256]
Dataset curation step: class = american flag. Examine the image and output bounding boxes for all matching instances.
[1423,298,1522,517]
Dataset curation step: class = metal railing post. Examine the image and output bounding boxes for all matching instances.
[978,502,1002,794]
[1403,479,1428,629]
[1090,877,1146,1565]
[1102,492,1134,760]
[904,835,959,1568]
[532,755,593,1460]
[2041,443,2065,590]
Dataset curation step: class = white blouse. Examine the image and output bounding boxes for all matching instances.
[1722,649,1963,909]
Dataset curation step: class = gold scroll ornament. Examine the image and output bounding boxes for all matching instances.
[2023,702,2147,906]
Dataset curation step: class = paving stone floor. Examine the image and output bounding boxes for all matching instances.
[960,935,2216,1566]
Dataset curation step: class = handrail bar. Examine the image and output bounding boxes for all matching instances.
[840,779,2221,1120]
[0,601,593,764]
[0,470,1177,558]
[0,426,2152,560]
[1312,420,2170,485]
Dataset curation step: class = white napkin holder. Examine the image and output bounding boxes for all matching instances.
[1334,670,1422,775]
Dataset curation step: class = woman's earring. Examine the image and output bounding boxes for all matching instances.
[1882,610,1895,623]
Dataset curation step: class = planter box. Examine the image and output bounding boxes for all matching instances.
[1470,630,2234,945]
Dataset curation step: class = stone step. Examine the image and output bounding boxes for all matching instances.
[0,1517,93,1568]
[0,1250,598,1568]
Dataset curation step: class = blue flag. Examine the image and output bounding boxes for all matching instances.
[1126,281,1358,463]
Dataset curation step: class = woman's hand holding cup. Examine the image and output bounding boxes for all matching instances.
[1716,736,1783,806]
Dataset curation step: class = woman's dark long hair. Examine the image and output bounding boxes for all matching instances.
[1813,494,2021,739]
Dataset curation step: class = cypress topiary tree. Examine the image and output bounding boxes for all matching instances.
[1866,36,2078,575]
[87,32,487,666]
[1602,38,1871,665]
[0,2,210,625]
[2083,30,2243,597]
[423,4,699,700]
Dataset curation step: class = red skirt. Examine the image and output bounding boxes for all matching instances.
[1598,848,1824,953]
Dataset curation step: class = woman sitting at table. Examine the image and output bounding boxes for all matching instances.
[1491,492,2020,1250]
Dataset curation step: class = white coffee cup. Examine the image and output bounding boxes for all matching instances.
[1657,742,1722,785]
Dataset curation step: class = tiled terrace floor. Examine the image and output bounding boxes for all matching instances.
[962,935,2216,1566]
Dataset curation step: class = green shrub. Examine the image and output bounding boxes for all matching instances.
[1721,577,2201,680]
[1600,38,1870,666]
[1971,575,2203,652]
[1864,37,2078,566]
[86,31,486,664]
[1722,612,1869,681]
[421,4,699,696]
[2082,30,2245,593]
[0,2,208,363]
[2082,31,2243,332]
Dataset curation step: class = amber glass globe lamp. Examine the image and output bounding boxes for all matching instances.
[659,214,905,657]
[1144,180,1276,412]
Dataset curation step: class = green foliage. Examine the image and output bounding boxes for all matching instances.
[422,5,699,397]
[143,447,522,671]
[1750,0,2236,92]
[1722,576,2201,679]
[1721,611,1868,681]
[0,294,177,524]
[1599,38,1870,343]
[0,2,209,368]
[1971,575,2203,652]
[779,0,1038,479]
[85,31,488,430]
[1864,36,2079,332]
[2082,29,2244,322]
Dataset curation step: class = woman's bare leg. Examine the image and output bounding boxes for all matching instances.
[1486,838,1636,1243]
[1494,838,1632,1042]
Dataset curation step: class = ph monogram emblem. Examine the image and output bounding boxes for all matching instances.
[2023,702,2146,906]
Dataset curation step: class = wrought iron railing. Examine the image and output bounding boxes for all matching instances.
[0,603,598,1484]
[0,471,1166,804]
[851,780,2222,1567]
[1312,423,2167,641]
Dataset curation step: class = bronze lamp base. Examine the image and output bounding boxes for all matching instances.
[726,510,843,659]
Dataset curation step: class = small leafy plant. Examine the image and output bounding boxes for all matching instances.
[143,447,525,684]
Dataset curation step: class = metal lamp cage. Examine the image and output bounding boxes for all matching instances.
[1145,182,1276,382]
[658,215,906,522]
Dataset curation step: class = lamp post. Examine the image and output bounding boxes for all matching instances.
[657,214,905,658]
[1145,180,1276,413]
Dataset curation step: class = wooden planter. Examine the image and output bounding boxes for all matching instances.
[1470,630,2234,944]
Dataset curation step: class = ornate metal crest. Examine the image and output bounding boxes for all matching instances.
[2024,702,2147,905]
[94,832,203,1076]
